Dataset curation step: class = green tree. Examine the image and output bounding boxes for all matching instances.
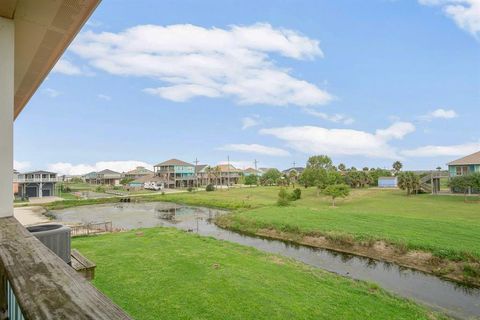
[120,177,134,185]
[392,161,403,175]
[338,163,346,172]
[244,175,258,186]
[397,171,420,195]
[324,184,350,207]
[298,167,320,188]
[317,170,343,191]
[261,169,282,186]
[306,155,333,170]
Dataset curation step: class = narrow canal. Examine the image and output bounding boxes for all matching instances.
[52,202,480,320]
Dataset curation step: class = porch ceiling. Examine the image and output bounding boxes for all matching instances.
[0,0,100,119]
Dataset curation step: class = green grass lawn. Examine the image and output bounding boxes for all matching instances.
[162,187,480,261]
[73,228,443,320]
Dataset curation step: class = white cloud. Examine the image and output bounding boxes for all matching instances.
[97,94,112,101]
[52,59,84,75]
[375,122,416,139]
[418,108,458,121]
[401,141,480,157]
[429,108,458,119]
[70,23,333,107]
[43,88,61,98]
[241,116,261,130]
[260,122,415,159]
[219,143,290,157]
[47,160,153,176]
[14,160,31,171]
[303,108,354,125]
[419,0,480,37]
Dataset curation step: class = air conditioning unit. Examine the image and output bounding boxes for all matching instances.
[27,224,71,264]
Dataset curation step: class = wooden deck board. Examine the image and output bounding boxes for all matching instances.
[0,216,130,320]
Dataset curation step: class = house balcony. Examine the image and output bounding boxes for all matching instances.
[13,177,61,183]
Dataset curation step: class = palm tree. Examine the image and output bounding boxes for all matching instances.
[212,166,221,187]
[205,166,213,185]
[392,161,403,175]
[288,170,298,188]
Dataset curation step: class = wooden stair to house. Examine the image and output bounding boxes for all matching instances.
[420,174,433,193]
[419,172,449,194]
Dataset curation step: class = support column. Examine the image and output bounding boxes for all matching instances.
[0,17,14,218]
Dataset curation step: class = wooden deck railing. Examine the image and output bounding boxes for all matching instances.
[70,221,113,237]
[0,217,131,320]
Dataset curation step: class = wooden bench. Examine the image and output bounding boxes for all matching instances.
[71,249,96,281]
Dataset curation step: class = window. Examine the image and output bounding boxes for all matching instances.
[456,166,469,176]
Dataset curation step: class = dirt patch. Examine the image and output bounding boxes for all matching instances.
[269,255,286,265]
[252,228,480,287]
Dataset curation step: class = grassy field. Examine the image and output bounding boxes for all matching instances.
[215,187,480,261]
[72,228,443,320]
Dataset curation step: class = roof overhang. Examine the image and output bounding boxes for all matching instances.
[0,0,100,119]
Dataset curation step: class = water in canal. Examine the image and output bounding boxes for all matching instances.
[52,202,480,319]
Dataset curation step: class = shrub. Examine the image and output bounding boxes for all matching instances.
[289,188,302,201]
[277,188,291,206]
[206,184,215,192]
[187,187,194,192]
[95,186,106,193]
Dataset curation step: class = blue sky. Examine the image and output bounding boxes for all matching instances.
[14,0,480,174]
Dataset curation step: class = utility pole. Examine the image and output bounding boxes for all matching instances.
[227,155,230,189]
[292,161,296,168]
[194,157,199,190]
[254,159,258,171]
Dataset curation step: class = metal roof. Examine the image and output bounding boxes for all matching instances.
[97,169,121,175]
[125,166,153,175]
[154,159,194,167]
[195,165,208,172]
[447,151,480,166]
[282,167,305,174]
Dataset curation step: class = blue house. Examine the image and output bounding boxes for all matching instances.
[447,151,480,177]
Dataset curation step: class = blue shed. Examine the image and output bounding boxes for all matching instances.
[378,176,397,188]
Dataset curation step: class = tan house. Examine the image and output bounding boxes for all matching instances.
[84,169,122,185]
[215,164,242,186]
[124,166,153,180]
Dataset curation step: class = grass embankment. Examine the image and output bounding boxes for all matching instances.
[73,228,444,320]
[212,187,480,285]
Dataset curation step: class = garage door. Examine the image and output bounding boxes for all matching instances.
[26,186,38,197]
[42,189,51,197]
